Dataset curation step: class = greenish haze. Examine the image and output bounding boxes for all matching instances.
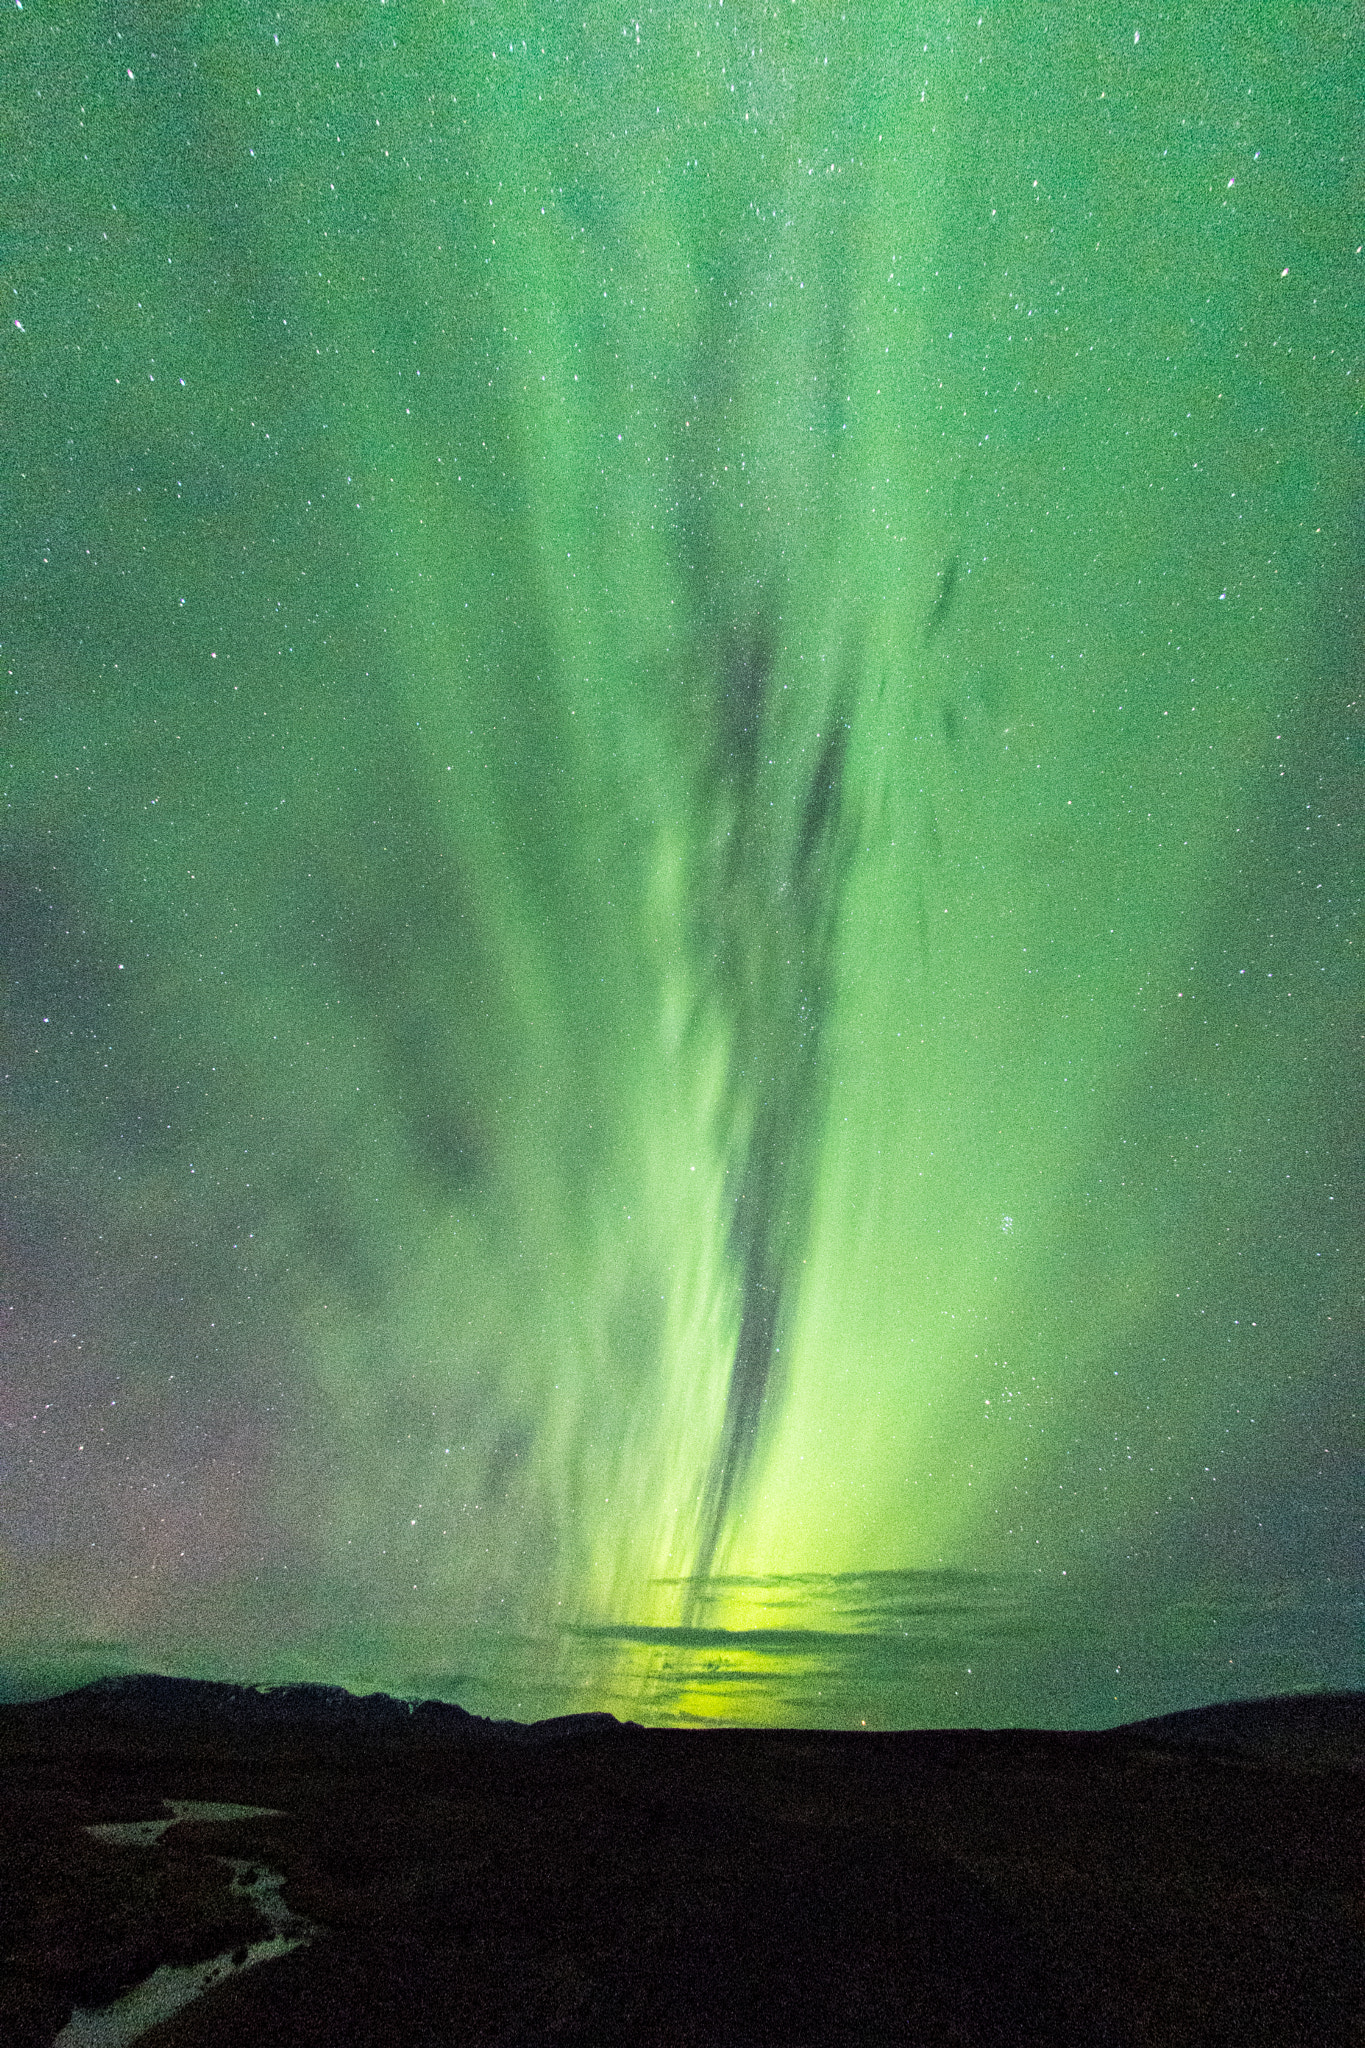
[2,2,1359,1727]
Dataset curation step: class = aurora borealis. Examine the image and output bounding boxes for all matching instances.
[3,3,1360,1729]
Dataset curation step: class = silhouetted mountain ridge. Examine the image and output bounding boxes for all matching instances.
[22,1672,636,1743]
[12,1674,1363,1761]
[1118,1688,1365,1764]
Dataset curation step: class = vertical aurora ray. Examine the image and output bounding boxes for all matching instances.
[2,4,1359,1725]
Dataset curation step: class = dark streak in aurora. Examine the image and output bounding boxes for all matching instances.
[923,553,960,645]
[692,685,858,1595]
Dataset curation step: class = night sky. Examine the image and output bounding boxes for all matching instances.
[3,4,1360,1729]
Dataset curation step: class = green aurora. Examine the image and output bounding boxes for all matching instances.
[2,2,1360,1728]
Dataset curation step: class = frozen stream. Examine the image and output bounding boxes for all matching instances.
[55,1801,321,2048]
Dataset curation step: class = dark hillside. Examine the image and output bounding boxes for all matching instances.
[2,1685,1360,2047]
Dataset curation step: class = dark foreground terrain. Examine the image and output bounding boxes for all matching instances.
[2,1680,1361,2048]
